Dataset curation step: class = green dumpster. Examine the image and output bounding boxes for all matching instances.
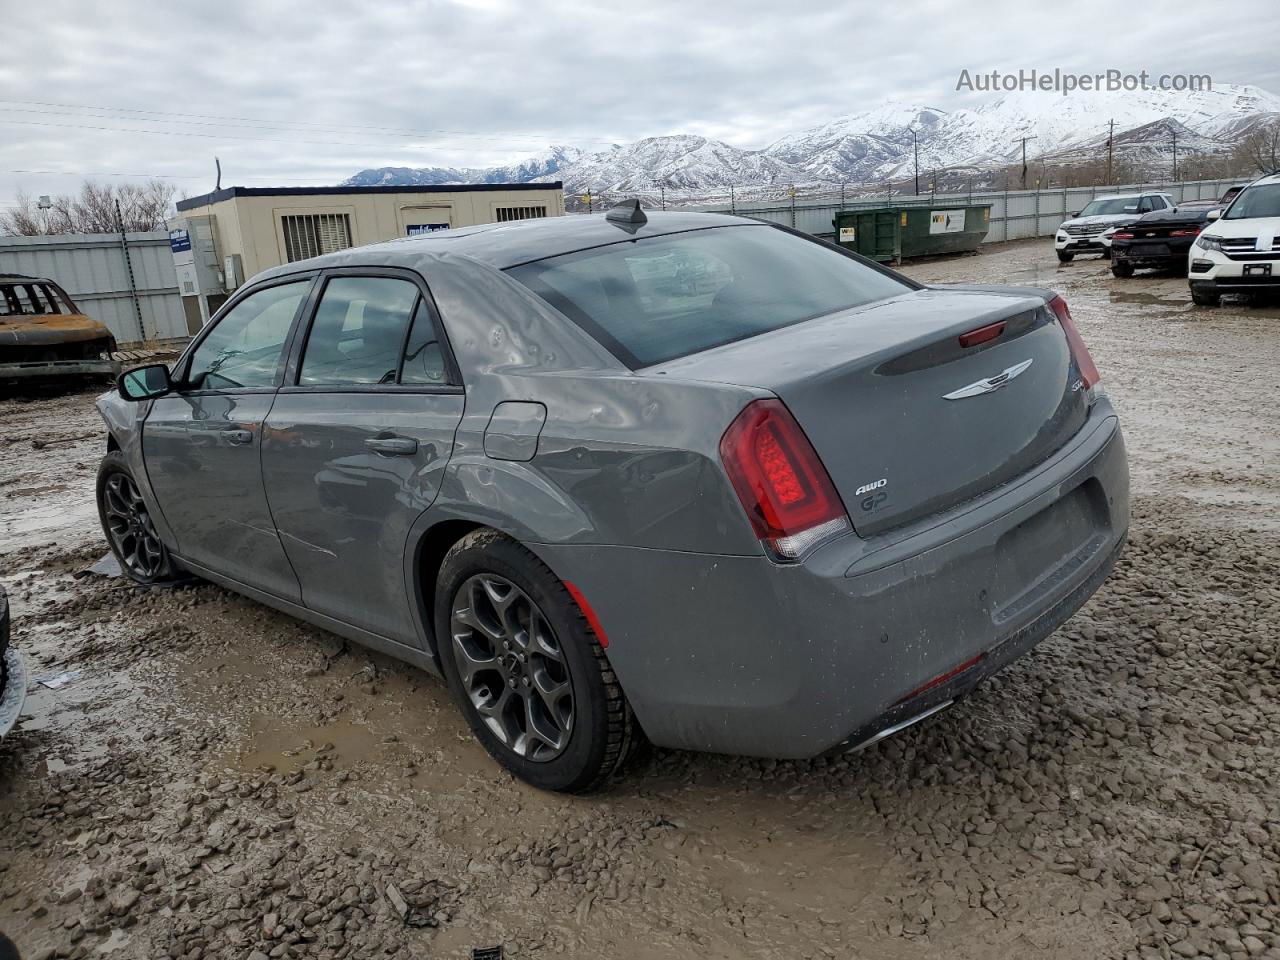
[832,204,992,262]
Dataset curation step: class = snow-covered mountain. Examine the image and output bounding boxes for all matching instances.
[344,145,583,187]
[343,83,1280,194]
[530,135,803,193]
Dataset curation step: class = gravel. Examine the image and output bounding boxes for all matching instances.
[1,239,1278,959]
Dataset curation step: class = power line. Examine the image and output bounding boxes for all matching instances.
[6,168,336,183]
[0,99,617,145]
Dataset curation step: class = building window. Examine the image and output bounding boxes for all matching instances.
[281,213,353,262]
[494,205,548,223]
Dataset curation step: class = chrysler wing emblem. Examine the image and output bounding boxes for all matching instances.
[943,358,1034,400]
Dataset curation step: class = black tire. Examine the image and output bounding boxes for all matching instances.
[434,529,638,793]
[1111,260,1135,278]
[96,450,183,585]
[1190,284,1220,307]
[1056,249,1074,263]
[1102,247,1112,260]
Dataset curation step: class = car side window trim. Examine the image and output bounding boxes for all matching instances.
[278,265,463,394]
[171,271,319,395]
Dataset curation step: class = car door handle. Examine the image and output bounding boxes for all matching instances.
[365,435,418,456]
[225,429,254,446]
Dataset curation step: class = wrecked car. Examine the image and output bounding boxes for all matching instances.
[95,206,1130,792]
[0,274,120,383]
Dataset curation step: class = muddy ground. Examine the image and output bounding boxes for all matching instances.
[1,238,1277,960]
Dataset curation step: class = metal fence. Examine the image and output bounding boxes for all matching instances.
[0,231,186,345]
[693,177,1245,242]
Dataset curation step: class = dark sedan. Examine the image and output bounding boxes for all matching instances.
[1110,206,1215,277]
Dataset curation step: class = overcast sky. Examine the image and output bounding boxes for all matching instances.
[2,0,1276,209]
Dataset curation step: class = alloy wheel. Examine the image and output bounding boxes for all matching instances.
[449,574,574,761]
[102,472,166,579]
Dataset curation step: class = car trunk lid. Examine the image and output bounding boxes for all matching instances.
[649,287,1091,536]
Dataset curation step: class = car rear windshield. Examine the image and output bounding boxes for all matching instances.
[506,224,911,367]
[1079,199,1140,216]
[1224,184,1280,220]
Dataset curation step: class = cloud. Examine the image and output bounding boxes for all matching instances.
[1,0,1275,206]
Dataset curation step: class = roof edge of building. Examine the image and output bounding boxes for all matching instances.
[176,181,564,212]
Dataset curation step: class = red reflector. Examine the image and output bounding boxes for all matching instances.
[894,653,986,706]
[565,581,609,648]
[958,320,1006,348]
[1047,295,1101,390]
[719,398,847,557]
[1113,232,1135,239]
[1170,227,1202,237]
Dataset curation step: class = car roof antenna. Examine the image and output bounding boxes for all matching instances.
[605,199,647,229]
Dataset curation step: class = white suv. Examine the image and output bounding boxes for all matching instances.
[1188,174,1280,306]
[1055,192,1175,262]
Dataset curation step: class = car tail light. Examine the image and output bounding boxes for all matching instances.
[1047,295,1104,403]
[1113,231,1135,239]
[719,399,850,561]
[1170,226,1202,237]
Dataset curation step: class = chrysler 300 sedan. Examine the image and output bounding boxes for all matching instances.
[96,204,1129,792]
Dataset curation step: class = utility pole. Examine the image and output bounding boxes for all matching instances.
[1013,136,1038,190]
[650,179,665,210]
[1172,128,1178,181]
[729,183,735,214]
[789,182,796,228]
[840,181,846,208]
[115,199,145,342]
[1106,119,1115,185]
[909,128,920,196]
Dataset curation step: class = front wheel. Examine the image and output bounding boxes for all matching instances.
[1190,284,1220,307]
[435,530,639,792]
[1111,260,1135,278]
[1056,249,1074,263]
[97,451,183,585]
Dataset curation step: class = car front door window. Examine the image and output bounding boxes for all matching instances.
[187,281,311,390]
[298,276,420,386]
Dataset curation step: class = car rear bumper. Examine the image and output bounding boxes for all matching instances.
[0,358,121,380]
[539,405,1129,758]
[1113,239,1194,266]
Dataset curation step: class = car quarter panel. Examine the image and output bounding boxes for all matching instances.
[409,254,769,556]
[535,408,1128,758]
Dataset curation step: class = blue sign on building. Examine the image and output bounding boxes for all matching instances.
[169,229,192,253]
[406,223,450,236]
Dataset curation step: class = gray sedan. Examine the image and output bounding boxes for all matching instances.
[97,206,1129,792]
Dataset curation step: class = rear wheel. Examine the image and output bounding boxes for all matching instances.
[435,530,638,792]
[1056,249,1074,263]
[97,451,182,585]
[1190,284,1220,307]
[1111,260,1135,278]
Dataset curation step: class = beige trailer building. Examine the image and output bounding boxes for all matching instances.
[169,182,564,330]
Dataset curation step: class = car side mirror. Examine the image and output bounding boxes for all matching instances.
[1068,211,1079,218]
[118,364,173,402]
[1207,208,1221,220]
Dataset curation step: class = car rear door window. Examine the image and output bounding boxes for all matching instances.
[298,276,420,386]
[398,300,448,385]
[188,280,310,390]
